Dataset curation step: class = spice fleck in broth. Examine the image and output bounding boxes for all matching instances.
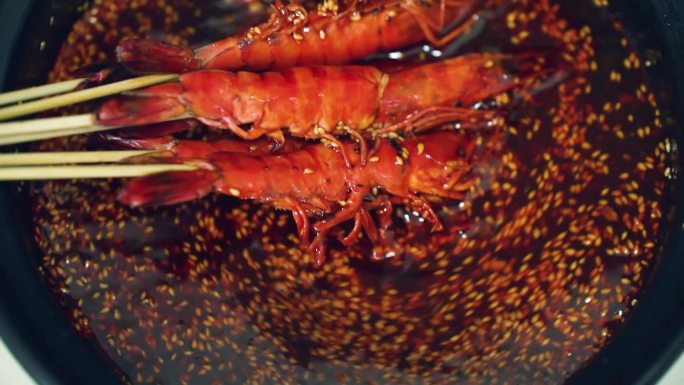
[30,0,677,384]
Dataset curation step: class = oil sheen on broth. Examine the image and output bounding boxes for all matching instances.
[30,0,676,384]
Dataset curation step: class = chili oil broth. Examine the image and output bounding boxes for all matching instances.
[28,0,677,384]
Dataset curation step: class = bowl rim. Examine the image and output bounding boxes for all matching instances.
[0,0,124,384]
[0,1,682,385]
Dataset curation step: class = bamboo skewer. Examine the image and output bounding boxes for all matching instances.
[0,164,196,181]
[0,125,117,146]
[0,114,96,135]
[0,150,155,166]
[0,149,192,181]
[0,78,86,107]
[0,74,178,121]
[0,112,190,146]
[0,73,200,182]
[0,114,111,146]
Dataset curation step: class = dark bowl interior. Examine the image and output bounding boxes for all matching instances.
[0,1,682,384]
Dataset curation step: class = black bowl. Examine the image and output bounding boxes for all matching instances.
[0,1,682,384]
[0,1,137,383]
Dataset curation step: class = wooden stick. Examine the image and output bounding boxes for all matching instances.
[0,163,196,181]
[0,114,95,136]
[0,125,119,146]
[0,113,190,146]
[0,78,86,107]
[0,74,178,121]
[0,150,155,166]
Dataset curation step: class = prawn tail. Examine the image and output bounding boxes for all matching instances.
[118,167,218,208]
[117,39,202,73]
[96,82,188,128]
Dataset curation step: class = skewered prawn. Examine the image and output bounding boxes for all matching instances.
[96,53,538,161]
[117,0,496,73]
[119,131,491,265]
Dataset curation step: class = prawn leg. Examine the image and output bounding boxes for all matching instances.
[340,193,396,247]
[310,187,369,265]
[264,0,309,35]
[344,127,369,166]
[418,16,478,48]
[377,106,494,135]
[222,117,269,141]
[371,195,395,243]
[334,0,359,18]
[290,202,312,248]
[320,133,354,169]
[340,210,370,246]
[407,195,445,232]
[402,0,479,47]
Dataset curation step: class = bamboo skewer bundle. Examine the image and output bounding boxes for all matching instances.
[0,74,178,121]
[0,72,186,146]
[0,72,197,181]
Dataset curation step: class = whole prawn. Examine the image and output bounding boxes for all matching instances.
[96,53,539,162]
[119,131,488,265]
[117,0,495,73]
